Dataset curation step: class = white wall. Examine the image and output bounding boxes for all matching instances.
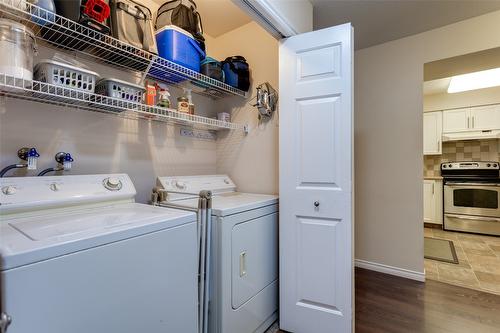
[354,10,500,275]
[0,5,275,202]
[211,22,279,195]
[0,45,218,203]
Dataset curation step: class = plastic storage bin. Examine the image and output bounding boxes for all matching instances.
[156,25,205,76]
[0,19,36,82]
[34,60,99,93]
[222,56,250,91]
[95,78,145,103]
[200,57,224,82]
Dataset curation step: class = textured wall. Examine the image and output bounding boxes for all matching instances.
[211,22,279,195]
[0,44,218,203]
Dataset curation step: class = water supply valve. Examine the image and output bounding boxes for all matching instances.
[17,147,40,170]
[27,148,40,170]
[56,152,74,171]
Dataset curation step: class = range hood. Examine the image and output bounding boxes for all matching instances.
[442,130,500,142]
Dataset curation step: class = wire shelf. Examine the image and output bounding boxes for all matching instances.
[0,73,245,131]
[0,0,248,99]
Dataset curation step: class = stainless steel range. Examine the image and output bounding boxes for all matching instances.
[441,161,500,236]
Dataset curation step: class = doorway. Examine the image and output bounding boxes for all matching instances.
[422,47,500,295]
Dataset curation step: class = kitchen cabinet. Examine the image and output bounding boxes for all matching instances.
[443,105,500,133]
[423,111,442,155]
[423,179,443,225]
[442,108,470,133]
[470,104,500,131]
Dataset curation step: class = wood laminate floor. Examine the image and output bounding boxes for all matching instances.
[277,268,500,333]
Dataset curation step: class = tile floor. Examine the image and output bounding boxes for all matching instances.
[425,227,500,295]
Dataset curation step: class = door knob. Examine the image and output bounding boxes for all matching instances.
[314,201,320,207]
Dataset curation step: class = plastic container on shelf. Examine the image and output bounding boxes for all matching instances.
[53,0,109,22]
[29,0,56,25]
[0,19,37,82]
[155,25,205,75]
[95,78,145,103]
[200,57,224,82]
[34,59,99,92]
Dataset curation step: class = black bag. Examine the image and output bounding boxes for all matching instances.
[109,0,158,54]
[155,0,205,52]
[222,56,250,92]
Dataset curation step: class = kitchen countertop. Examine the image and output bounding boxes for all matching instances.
[424,176,443,180]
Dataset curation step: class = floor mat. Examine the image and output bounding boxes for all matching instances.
[424,237,459,264]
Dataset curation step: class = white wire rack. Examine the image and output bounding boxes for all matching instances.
[0,0,248,99]
[0,73,245,131]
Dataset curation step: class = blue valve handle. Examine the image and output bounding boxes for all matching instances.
[28,148,40,158]
[64,153,74,162]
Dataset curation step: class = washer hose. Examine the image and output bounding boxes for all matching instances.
[0,164,27,178]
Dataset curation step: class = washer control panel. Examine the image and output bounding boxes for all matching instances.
[0,174,136,214]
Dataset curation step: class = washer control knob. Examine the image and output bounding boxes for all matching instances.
[494,164,498,168]
[104,177,122,191]
[487,163,491,167]
[224,179,230,184]
[175,181,186,190]
[1,186,17,195]
[448,164,452,168]
[49,183,60,191]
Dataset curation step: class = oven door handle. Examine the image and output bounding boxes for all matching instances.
[446,183,500,187]
[446,214,500,222]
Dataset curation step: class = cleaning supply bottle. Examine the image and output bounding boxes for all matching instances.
[184,88,195,115]
[145,81,157,106]
[157,86,171,108]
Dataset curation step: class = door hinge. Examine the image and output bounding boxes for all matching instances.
[0,313,11,333]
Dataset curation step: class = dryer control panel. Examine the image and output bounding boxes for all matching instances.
[0,174,136,214]
[157,175,236,196]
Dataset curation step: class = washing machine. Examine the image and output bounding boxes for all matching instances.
[154,175,279,333]
[0,174,198,333]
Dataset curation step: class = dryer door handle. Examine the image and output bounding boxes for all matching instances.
[239,251,247,277]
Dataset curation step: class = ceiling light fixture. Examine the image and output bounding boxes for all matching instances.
[448,67,500,93]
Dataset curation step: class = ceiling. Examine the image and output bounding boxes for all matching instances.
[152,0,252,37]
[423,78,451,96]
[423,46,500,95]
[311,0,500,50]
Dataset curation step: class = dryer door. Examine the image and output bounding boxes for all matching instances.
[231,212,278,309]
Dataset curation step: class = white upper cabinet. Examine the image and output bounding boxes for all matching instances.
[442,108,470,133]
[423,111,442,155]
[470,104,500,131]
[443,105,500,134]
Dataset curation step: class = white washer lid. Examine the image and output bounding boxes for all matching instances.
[164,192,278,217]
[0,203,196,270]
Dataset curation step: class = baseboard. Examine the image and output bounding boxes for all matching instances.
[355,259,425,282]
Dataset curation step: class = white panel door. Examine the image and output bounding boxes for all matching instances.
[442,108,470,133]
[423,112,442,155]
[470,105,500,131]
[279,23,353,333]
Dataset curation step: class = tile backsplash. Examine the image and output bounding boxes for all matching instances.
[424,140,500,176]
